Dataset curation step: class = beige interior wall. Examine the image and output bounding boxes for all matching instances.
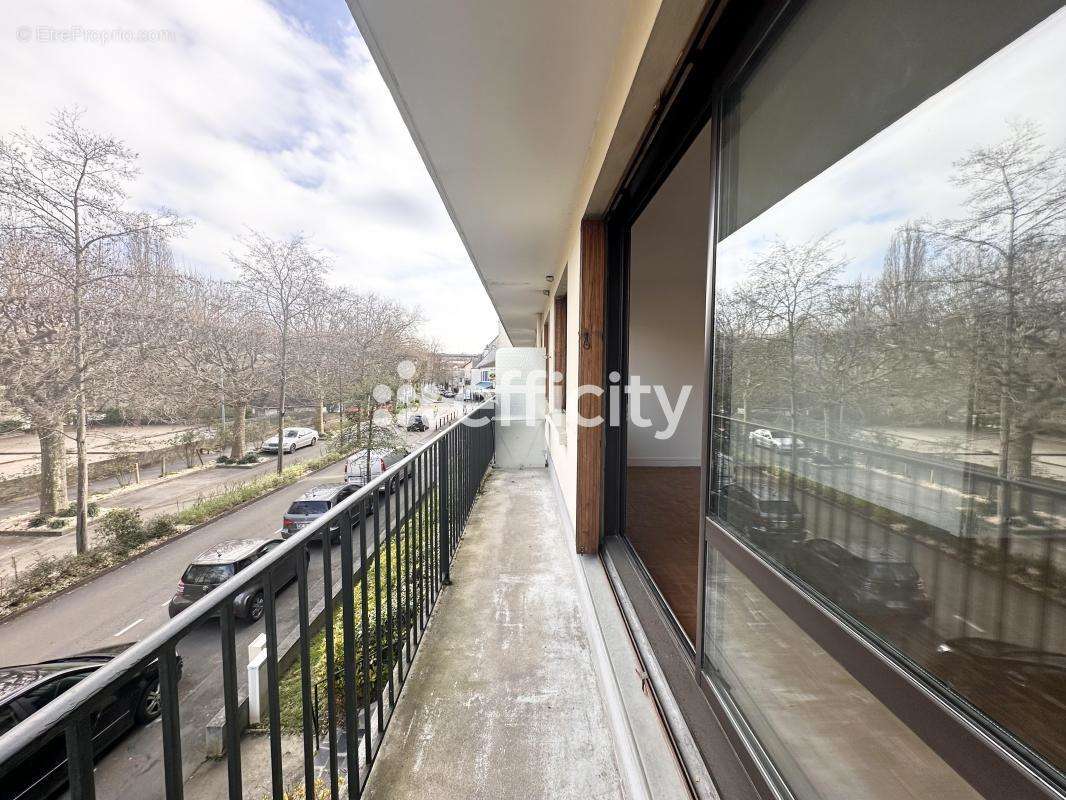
[626,122,711,466]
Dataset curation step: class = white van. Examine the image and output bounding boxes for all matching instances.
[344,447,410,491]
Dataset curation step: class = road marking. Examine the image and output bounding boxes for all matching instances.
[952,614,986,634]
[113,618,144,637]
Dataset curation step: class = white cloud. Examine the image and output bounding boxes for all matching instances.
[0,0,498,352]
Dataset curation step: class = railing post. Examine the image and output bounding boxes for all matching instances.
[439,434,451,585]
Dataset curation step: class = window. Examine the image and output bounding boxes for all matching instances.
[287,500,330,515]
[182,563,235,585]
[553,293,567,411]
[706,0,1066,795]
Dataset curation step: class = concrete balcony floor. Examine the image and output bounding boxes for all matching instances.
[362,468,688,800]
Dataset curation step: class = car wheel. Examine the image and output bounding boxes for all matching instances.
[311,437,318,447]
[135,679,162,724]
[246,591,265,622]
[288,444,296,454]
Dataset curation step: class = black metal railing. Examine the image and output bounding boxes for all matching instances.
[0,401,495,800]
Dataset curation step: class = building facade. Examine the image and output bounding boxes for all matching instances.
[352,1,1066,797]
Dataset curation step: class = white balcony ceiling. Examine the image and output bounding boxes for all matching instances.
[347,0,646,345]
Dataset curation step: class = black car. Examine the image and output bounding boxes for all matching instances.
[720,483,806,551]
[282,483,368,540]
[0,645,179,800]
[168,539,301,622]
[789,538,931,618]
[406,414,429,432]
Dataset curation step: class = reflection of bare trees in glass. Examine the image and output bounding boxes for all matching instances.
[926,121,1066,528]
[722,122,1066,512]
[732,236,846,435]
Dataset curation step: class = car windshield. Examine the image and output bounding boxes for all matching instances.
[287,500,329,515]
[285,430,298,437]
[182,563,236,584]
[867,562,919,582]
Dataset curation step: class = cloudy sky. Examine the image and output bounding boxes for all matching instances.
[1,0,499,353]
[718,6,1066,289]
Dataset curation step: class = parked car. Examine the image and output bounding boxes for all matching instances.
[344,447,410,490]
[720,483,806,552]
[261,427,318,454]
[406,414,429,432]
[788,539,931,618]
[931,638,1066,717]
[748,428,805,452]
[167,539,302,623]
[0,645,179,800]
[441,387,457,398]
[282,483,370,540]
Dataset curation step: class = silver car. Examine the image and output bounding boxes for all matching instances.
[282,483,372,540]
[262,426,319,454]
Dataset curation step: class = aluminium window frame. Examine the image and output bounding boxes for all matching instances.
[601,0,1066,797]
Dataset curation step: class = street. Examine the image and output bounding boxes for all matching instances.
[0,415,448,799]
[730,461,1066,772]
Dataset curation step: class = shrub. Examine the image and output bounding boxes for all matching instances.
[27,514,47,528]
[87,502,101,517]
[216,455,234,465]
[55,503,76,518]
[98,509,147,551]
[238,453,259,464]
[48,518,67,529]
[145,514,179,541]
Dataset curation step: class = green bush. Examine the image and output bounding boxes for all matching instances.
[27,514,47,528]
[48,518,67,529]
[145,514,179,541]
[238,453,259,464]
[216,455,234,465]
[54,501,101,519]
[98,509,147,551]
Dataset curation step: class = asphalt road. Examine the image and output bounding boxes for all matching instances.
[0,420,446,800]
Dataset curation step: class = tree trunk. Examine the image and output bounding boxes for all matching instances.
[276,321,288,475]
[1011,429,1034,519]
[37,420,68,516]
[314,401,325,437]
[229,402,248,460]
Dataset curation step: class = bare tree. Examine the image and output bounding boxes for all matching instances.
[230,230,329,474]
[0,234,74,514]
[928,121,1066,531]
[169,274,272,459]
[0,109,185,548]
[734,236,847,434]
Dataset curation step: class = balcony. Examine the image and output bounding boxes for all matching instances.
[0,403,688,800]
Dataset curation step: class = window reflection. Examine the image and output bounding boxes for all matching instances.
[707,3,1066,787]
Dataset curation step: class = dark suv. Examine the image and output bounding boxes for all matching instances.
[720,483,806,551]
[282,483,368,540]
[406,414,429,432]
[789,539,931,618]
[0,645,179,800]
[168,539,300,623]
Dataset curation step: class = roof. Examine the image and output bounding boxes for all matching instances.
[192,539,272,564]
[300,484,348,500]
